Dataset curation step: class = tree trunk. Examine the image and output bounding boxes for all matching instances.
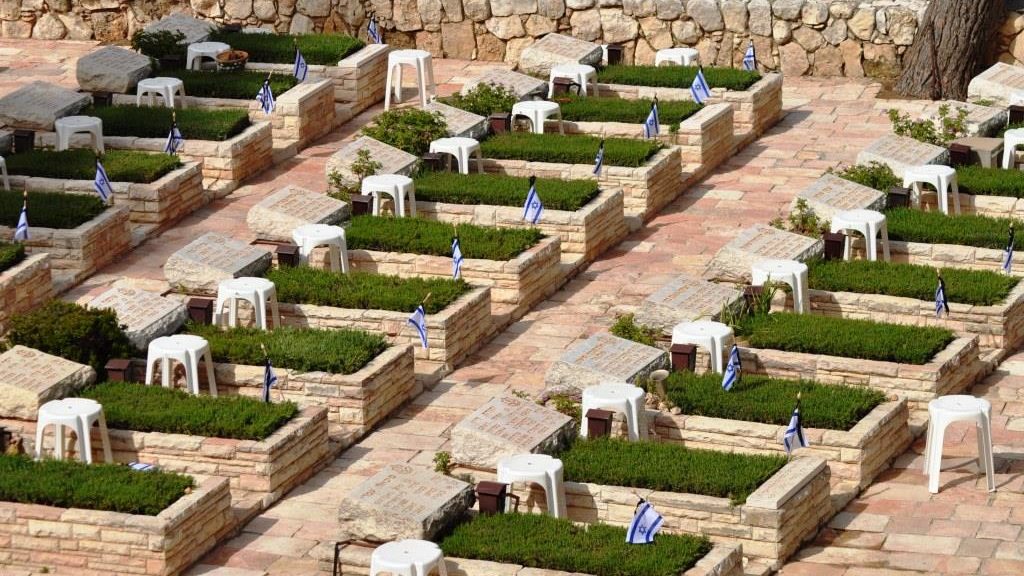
[895,0,1005,100]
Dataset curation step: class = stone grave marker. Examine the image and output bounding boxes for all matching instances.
[338,463,473,542]
[450,396,575,469]
[247,185,350,242]
[519,33,603,76]
[76,46,152,94]
[144,13,214,44]
[545,333,668,393]
[0,346,96,420]
[703,224,822,283]
[164,232,272,295]
[793,174,885,221]
[88,285,186,350]
[635,274,742,332]
[0,82,91,131]
[923,100,1007,137]
[325,136,418,187]
[856,134,949,177]
[460,68,547,99]
[426,101,487,139]
[746,456,826,509]
[968,63,1024,106]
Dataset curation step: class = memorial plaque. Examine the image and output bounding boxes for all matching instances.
[338,464,473,541]
[164,232,272,295]
[968,63,1024,106]
[460,69,547,99]
[923,100,1007,138]
[545,333,668,393]
[426,101,487,139]
[0,82,91,131]
[0,346,96,420]
[247,185,350,242]
[325,136,418,187]
[88,285,186,350]
[76,46,152,94]
[635,274,742,332]
[144,14,214,44]
[703,224,822,283]
[794,174,885,221]
[519,33,603,76]
[450,396,575,469]
[855,134,948,178]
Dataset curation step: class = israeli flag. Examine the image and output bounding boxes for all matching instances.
[94,160,113,203]
[690,67,712,105]
[128,462,155,472]
[743,40,756,71]
[256,79,276,115]
[452,237,464,280]
[626,501,664,544]
[1004,225,1014,274]
[782,406,809,453]
[523,177,543,224]
[293,47,308,82]
[13,199,27,242]
[368,17,383,44]
[593,140,605,176]
[935,276,949,318]
[408,305,429,349]
[262,357,278,403]
[722,344,740,391]
[643,100,660,139]
[164,122,184,155]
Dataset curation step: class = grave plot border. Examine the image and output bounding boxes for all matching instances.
[854,238,1014,276]
[0,253,52,335]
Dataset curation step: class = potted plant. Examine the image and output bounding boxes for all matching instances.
[216,49,249,71]
[131,29,186,70]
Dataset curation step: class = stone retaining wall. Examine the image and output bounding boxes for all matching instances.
[869,239,1010,274]
[0,206,130,291]
[0,476,232,576]
[0,253,52,335]
[414,187,628,261]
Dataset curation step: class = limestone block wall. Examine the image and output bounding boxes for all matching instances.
[0,253,52,335]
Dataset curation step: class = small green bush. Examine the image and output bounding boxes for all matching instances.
[664,372,886,431]
[266,268,470,314]
[596,64,761,91]
[440,513,712,576]
[413,172,599,211]
[610,313,661,347]
[157,69,298,100]
[347,215,544,261]
[884,208,1024,251]
[957,165,1024,199]
[208,31,364,65]
[0,454,192,516]
[807,258,1019,306]
[7,301,134,375]
[738,312,955,365]
[131,30,186,63]
[888,105,969,146]
[556,95,703,125]
[361,108,449,156]
[0,241,25,273]
[4,149,181,183]
[0,190,106,229]
[83,105,251,141]
[481,133,662,167]
[561,438,787,505]
[83,381,298,440]
[438,82,519,116]
[187,323,387,374]
[831,162,902,192]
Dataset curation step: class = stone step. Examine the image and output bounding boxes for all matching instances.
[272,141,299,164]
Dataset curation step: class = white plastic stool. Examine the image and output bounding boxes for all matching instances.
[292,223,349,273]
[214,277,282,330]
[370,539,448,576]
[1002,128,1024,170]
[671,320,733,373]
[548,64,598,98]
[136,77,187,109]
[830,209,891,262]
[655,47,700,67]
[581,383,647,441]
[186,41,230,70]
[61,398,113,464]
[34,399,111,463]
[362,174,417,217]
[902,165,960,216]
[145,334,218,396]
[752,259,810,314]
[428,137,483,175]
[497,454,567,518]
[511,100,564,135]
[923,395,995,494]
[55,116,104,154]
[384,49,436,110]
[0,155,8,191]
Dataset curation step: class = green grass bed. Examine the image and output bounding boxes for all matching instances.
[413,172,600,211]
